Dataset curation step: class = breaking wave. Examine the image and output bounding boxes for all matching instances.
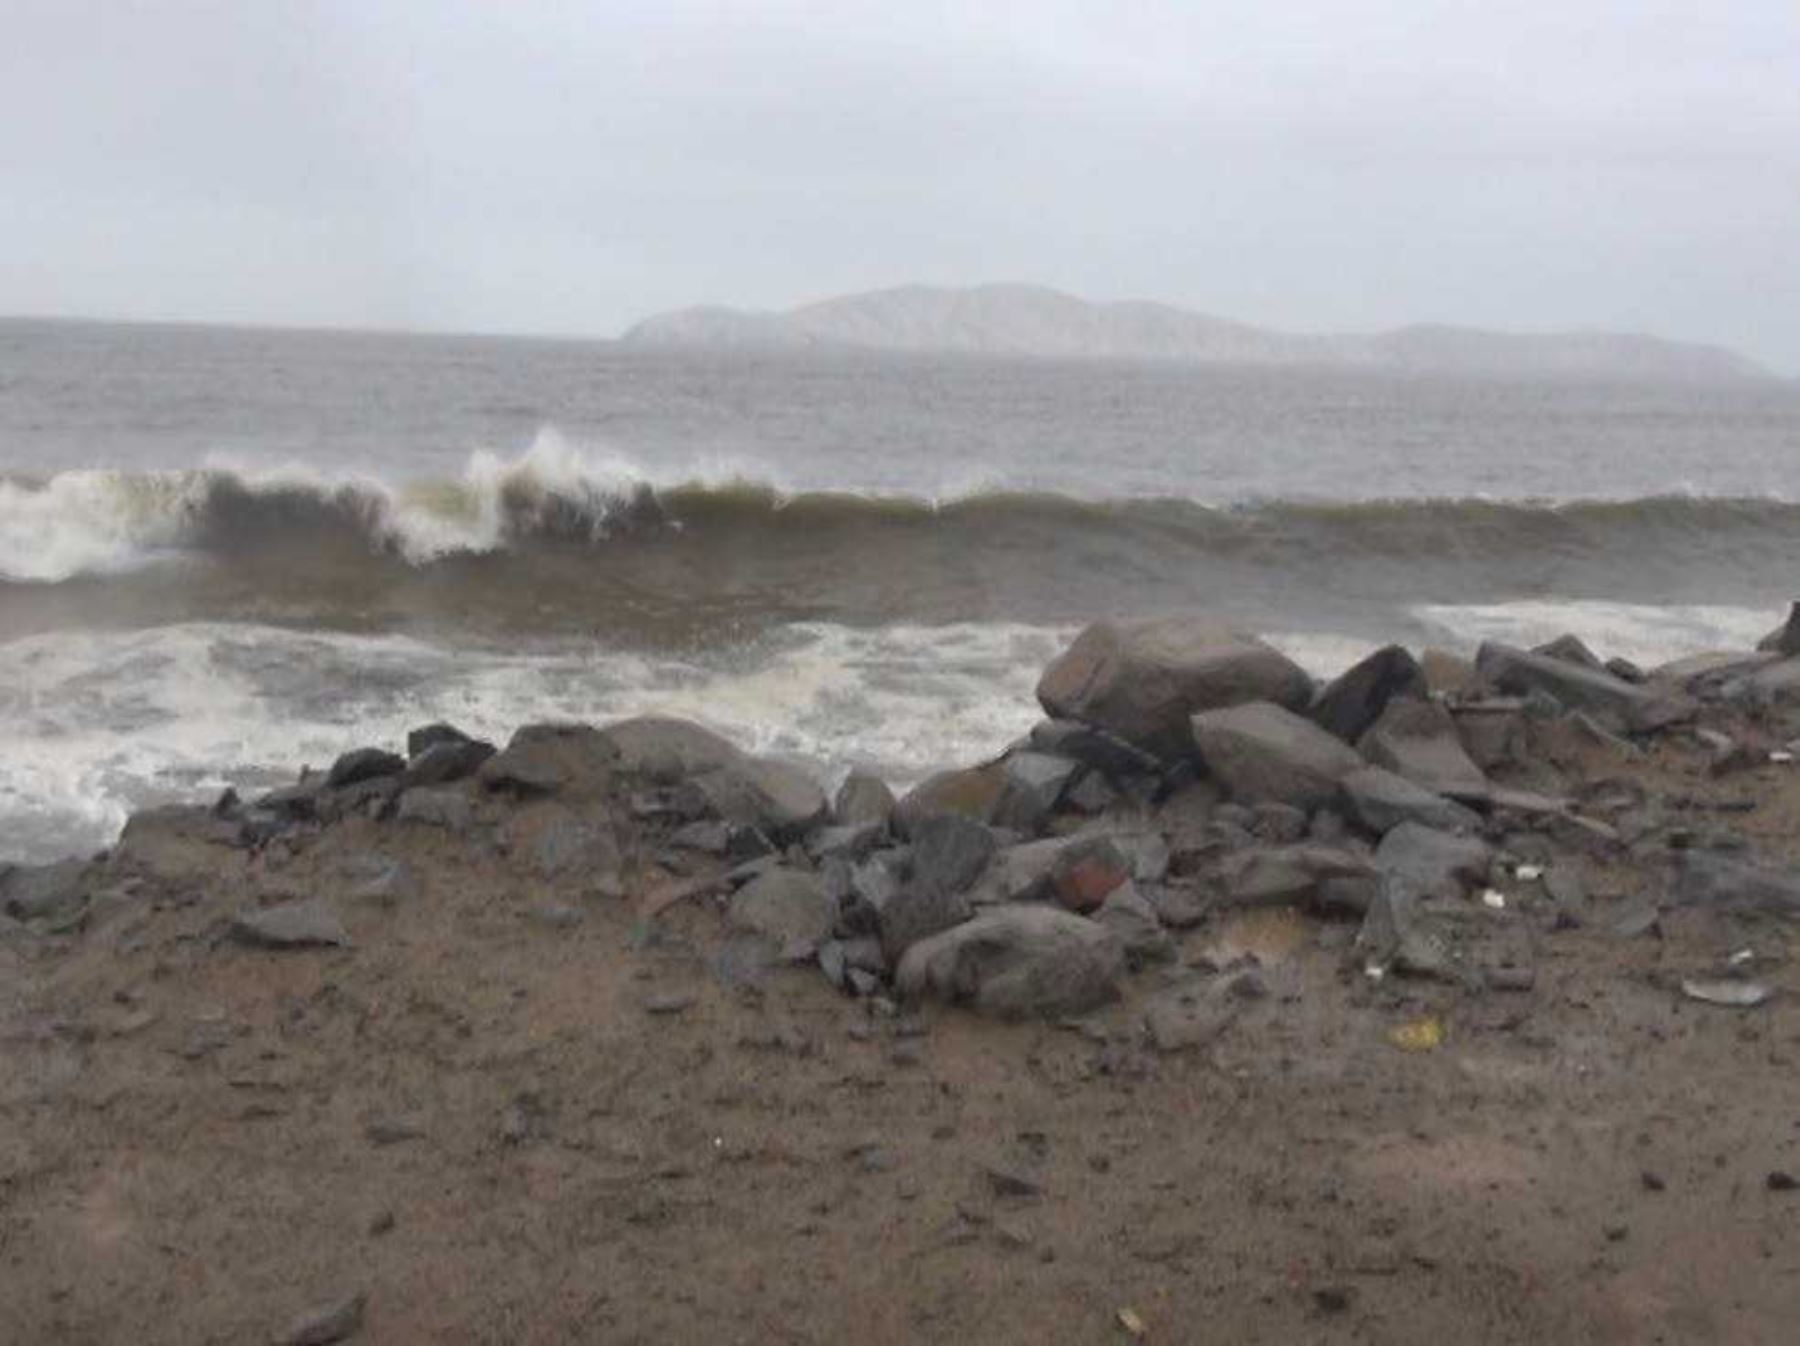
[6,433,1800,585]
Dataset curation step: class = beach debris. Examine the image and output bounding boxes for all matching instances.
[1515,863,1543,882]
[1116,1306,1148,1338]
[1388,1016,1444,1052]
[1680,977,1771,1008]
[1480,889,1507,910]
[279,1290,366,1345]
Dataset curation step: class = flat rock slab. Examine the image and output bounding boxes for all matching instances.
[1192,701,1366,809]
[1341,766,1480,837]
[1357,698,1487,796]
[1373,822,1491,900]
[1476,641,1692,732]
[231,899,351,949]
[895,903,1125,1019]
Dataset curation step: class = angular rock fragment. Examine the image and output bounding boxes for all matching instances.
[1757,602,1800,656]
[893,763,1009,837]
[1095,881,1176,969]
[479,722,620,796]
[1357,698,1487,796]
[833,770,896,827]
[1309,644,1427,744]
[1373,822,1492,899]
[1475,642,1692,732]
[727,868,835,950]
[1340,766,1480,837]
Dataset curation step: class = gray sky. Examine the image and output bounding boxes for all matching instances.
[3,1,1797,368]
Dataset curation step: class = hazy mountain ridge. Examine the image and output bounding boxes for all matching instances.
[622,284,1767,381]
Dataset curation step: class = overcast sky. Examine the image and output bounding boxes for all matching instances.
[2,1,1797,367]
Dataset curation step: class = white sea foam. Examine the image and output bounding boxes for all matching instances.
[1411,600,1778,667]
[0,619,1072,863]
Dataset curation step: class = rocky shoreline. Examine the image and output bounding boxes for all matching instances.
[6,612,1800,1341]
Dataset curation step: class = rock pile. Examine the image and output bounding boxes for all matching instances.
[8,613,1800,1032]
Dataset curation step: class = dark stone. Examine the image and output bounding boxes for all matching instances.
[1095,881,1176,968]
[1756,602,1800,656]
[1028,718,1163,780]
[1223,844,1377,909]
[406,721,474,758]
[892,763,1009,837]
[401,738,495,788]
[1533,633,1606,670]
[910,815,998,898]
[878,884,973,965]
[325,747,406,789]
[1309,645,1427,744]
[1047,835,1132,913]
[991,752,1081,833]
[1475,642,1692,733]
[833,770,896,827]
[395,787,472,831]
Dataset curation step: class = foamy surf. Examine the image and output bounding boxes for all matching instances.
[0,619,1074,863]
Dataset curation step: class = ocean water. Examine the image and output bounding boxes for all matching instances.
[4,316,1800,862]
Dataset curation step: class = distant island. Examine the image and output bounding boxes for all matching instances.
[621,283,1767,381]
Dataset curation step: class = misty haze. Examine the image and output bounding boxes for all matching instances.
[3,4,1800,1344]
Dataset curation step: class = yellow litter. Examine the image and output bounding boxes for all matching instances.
[1116,1307,1147,1338]
[1388,1016,1445,1052]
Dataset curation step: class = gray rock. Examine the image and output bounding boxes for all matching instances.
[1738,657,1800,707]
[1062,770,1119,815]
[892,763,1009,836]
[695,756,829,842]
[909,814,998,897]
[728,868,835,949]
[1223,844,1377,908]
[231,898,350,949]
[479,722,620,796]
[1140,882,1208,929]
[833,770,896,827]
[600,715,744,780]
[1605,656,1647,684]
[1250,801,1309,843]
[806,820,887,863]
[338,853,415,906]
[878,884,973,965]
[895,904,1125,1019]
[1357,698,1487,796]
[1191,701,1366,809]
[991,752,1081,833]
[1045,834,1133,913]
[395,786,473,831]
[1675,851,1800,914]
[1309,644,1428,744]
[1533,633,1607,670]
[0,858,91,922]
[401,738,495,789]
[1373,822,1491,899]
[1340,765,1481,837]
[1757,602,1800,656]
[670,819,733,854]
[1476,642,1692,732]
[1037,616,1312,760]
[1095,881,1176,968]
[326,747,405,789]
[280,1291,366,1346]
[527,812,619,879]
[1355,878,1457,980]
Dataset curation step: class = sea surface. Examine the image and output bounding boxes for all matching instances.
[4,316,1800,862]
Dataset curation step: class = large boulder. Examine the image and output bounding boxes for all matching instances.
[694,758,828,842]
[895,904,1126,1019]
[0,859,92,923]
[1340,766,1480,836]
[1309,645,1427,744]
[600,716,743,781]
[1037,617,1311,761]
[1191,702,1365,809]
[1357,698,1487,797]
[326,746,405,789]
[479,723,620,796]
[402,738,495,789]
[1475,642,1691,732]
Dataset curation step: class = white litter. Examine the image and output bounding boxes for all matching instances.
[1481,889,1507,910]
[1515,864,1543,882]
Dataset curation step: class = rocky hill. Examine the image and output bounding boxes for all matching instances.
[622,283,1767,381]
